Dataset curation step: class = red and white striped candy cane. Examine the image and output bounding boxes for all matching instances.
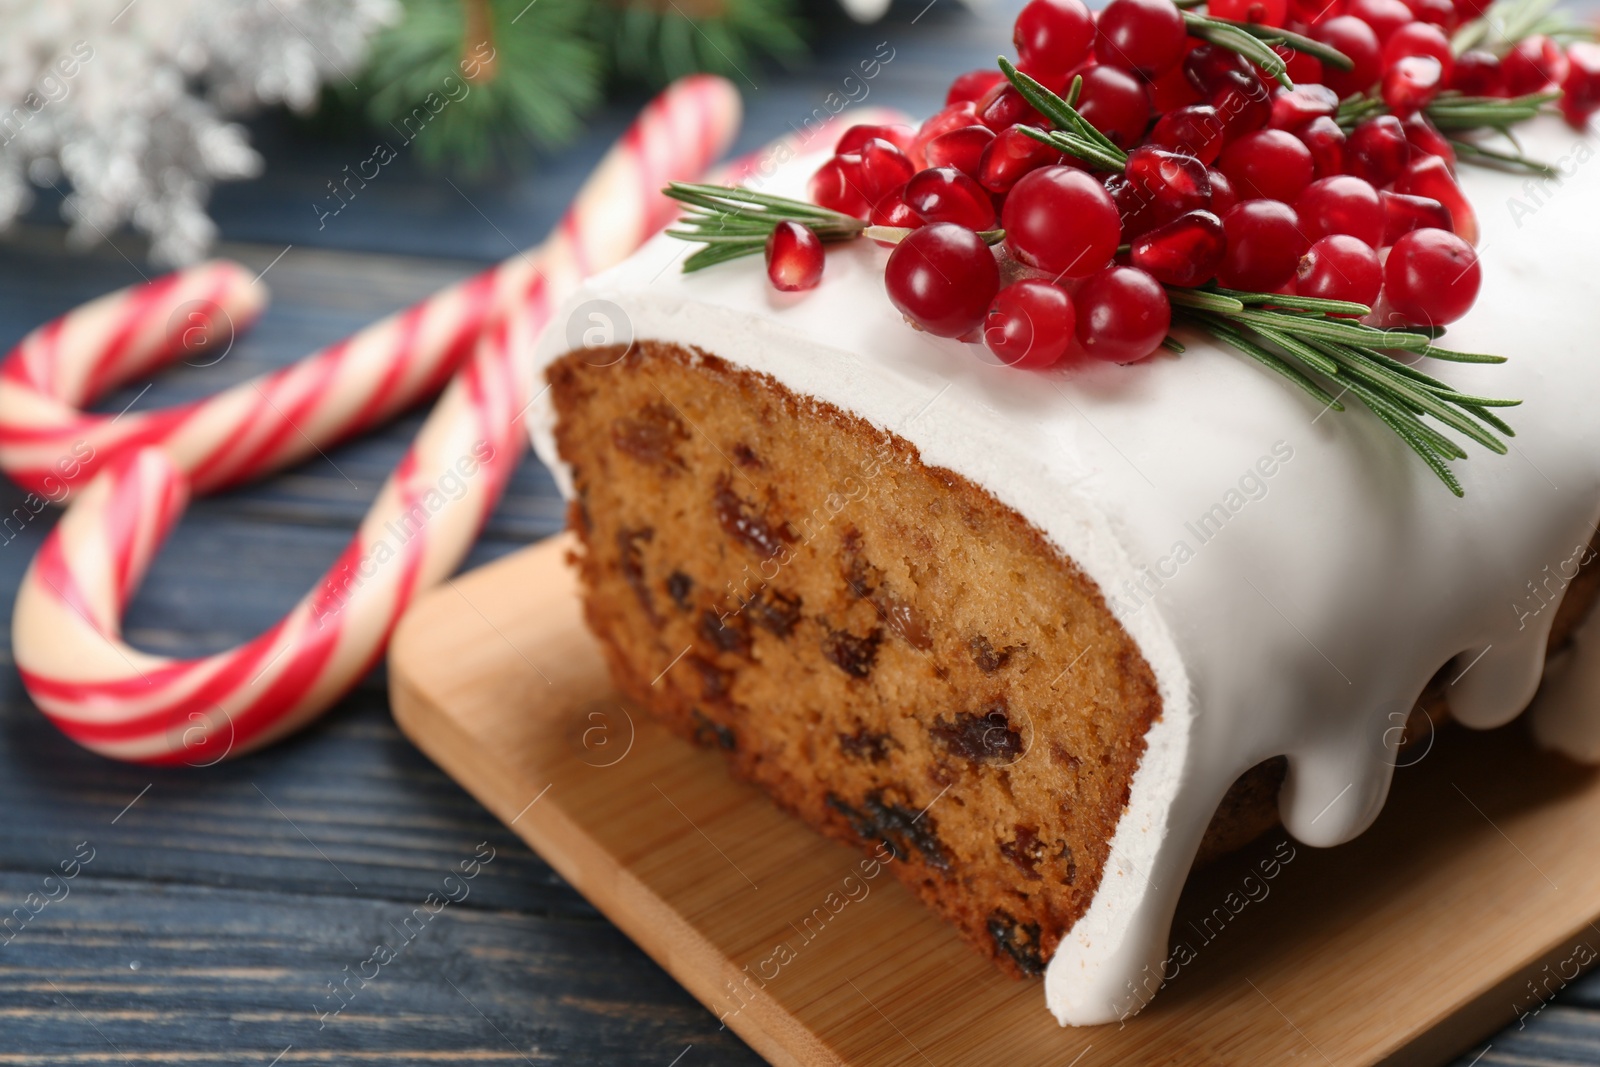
[0,75,745,502]
[10,75,744,764]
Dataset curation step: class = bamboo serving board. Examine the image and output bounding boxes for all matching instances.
[389,534,1600,1067]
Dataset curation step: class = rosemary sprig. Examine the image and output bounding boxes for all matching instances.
[1181,11,1354,88]
[1001,59,1131,170]
[1174,290,1518,495]
[1453,0,1596,56]
[663,183,868,271]
[1334,89,1559,131]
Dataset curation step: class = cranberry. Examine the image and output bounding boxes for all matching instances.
[1450,49,1503,95]
[1346,0,1411,40]
[1219,199,1310,290]
[1277,42,1326,85]
[1297,175,1384,245]
[1149,104,1226,164]
[1393,153,1477,242]
[947,70,1006,106]
[1400,114,1455,168]
[926,125,996,178]
[1131,210,1227,286]
[903,167,997,230]
[1504,35,1567,95]
[1382,21,1453,78]
[1076,65,1153,147]
[1293,0,1346,24]
[1312,16,1382,96]
[1184,43,1257,96]
[1207,167,1240,214]
[1003,166,1123,277]
[1561,42,1600,128]
[1404,0,1458,32]
[837,124,914,155]
[978,84,1050,132]
[765,222,824,291]
[1455,0,1493,16]
[910,101,980,168]
[809,157,871,217]
[1095,0,1188,76]
[1383,54,1444,115]
[984,280,1077,368]
[1210,71,1274,142]
[1125,145,1212,219]
[1269,83,1340,130]
[884,223,1000,337]
[1075,266,1171,363]
[1380,190,1452,243]
[1148,62,1205,112]
[1296,234,1381,305]
[1297,116,1347,177]
[1014,0,1097,81]
[1218,129,1315,202]
[1383,228,1480,325]
[1210,0,1289,23]
[1346,115,1411,186]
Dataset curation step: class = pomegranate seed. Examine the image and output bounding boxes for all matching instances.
[1076,66,1153,147]
[1014,0,1097,81]
[1297,175,1384,245]
[1347,0,1411,40]
[1131,210,1227,286]
[765,222,825,292]
[1504,35,1567,95]
[1095,0,1188,76]
[1450,49,1503,95]
[837,124,915,155]
[1393,154,1477,243]
[1148,62,1205,112]
[1404,0,1458,32]
[1400,114,1455,169]
[1003,166,1123,277]
[947,70,1006,106]
[1184,43,1256,96]
[1382,21,1453,79]
[1210,0,1289,24]
[869,187,923,241]
[984,280,1078,368]
[1210,71,1274,142]
[1149,104,1226,164]
[1561,42,1600,128]
[1311,16,1382,96]
[926,125,996,178]
[1297,115,1347,177]
[1380,190,1452,243]
[1296,234,1381,305]
[910,101,980,168]
[809,157,871,217]
[903,167,997,231]
[1106,172,1161,238]
[1125,145,1212,218]
[1346,115,1411,186]
[1218,129,1315,202]
[1208,167,1240,214]
[977,84,1049,133]
[1383,55,1444,115]
[1269,83,1340,130]
[1219,199,1310,290]
[1383,228,1480,325]
[884,223,1000,338]
[1075,266,1172,363]
[978,125,1064,193]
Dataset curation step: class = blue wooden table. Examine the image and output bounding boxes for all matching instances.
[1,2,1597,1062]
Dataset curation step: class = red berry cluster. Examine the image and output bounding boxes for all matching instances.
[765,0,1596,370]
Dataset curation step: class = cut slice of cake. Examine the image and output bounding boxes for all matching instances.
[528,112,1600,1026]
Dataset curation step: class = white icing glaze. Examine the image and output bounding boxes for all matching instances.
[527,117,1600,1026]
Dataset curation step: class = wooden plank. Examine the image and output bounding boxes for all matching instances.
[390,534,1600,1067]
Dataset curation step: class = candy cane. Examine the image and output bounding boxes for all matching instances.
[7,97,910,765]
[10,76,744,764]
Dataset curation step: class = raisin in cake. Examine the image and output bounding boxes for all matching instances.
[526,115,1600,1026]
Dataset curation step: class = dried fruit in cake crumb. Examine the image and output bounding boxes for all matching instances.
[699,610,752,657]
[616,526,658,622]
[969,634,1015,673]
[611,402,687,467]
[744,590,803,638]
[713,481,789,560]
[822,625,884,678]
[666,570,694,612]
[987,911,1047,975]
[690,709,738,750]
[826,791,950,871]
[839,728,897,763]
[686,654,734,702]
[932,702,1025,765]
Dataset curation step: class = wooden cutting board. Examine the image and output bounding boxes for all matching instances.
[388,533,1600,1067]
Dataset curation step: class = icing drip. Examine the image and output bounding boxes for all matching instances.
[527,117,1600,1026]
